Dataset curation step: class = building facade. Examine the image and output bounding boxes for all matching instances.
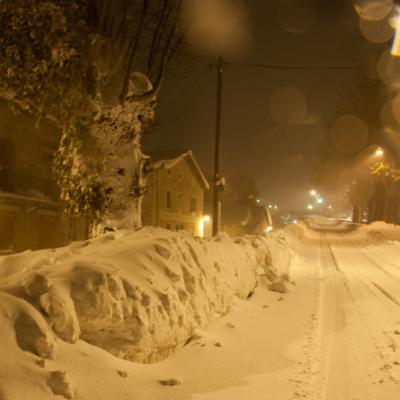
[142,151,209,236]
[0,99,88,253]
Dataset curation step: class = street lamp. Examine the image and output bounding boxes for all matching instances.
[310,189,317,197]
[375,147,384,157]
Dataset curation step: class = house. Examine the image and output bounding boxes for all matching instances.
[142,150,209,236]
[0,99,88,253]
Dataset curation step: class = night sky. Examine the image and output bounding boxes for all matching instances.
[143,0,369,210]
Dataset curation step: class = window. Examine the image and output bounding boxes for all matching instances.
[166,190,171,209]
[190,198,197,213]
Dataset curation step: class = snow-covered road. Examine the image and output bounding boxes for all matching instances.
[290,221,400,400]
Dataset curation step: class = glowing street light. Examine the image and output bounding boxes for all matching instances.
[307,204,314,210]
[256,199,261,204]
[316,197,324,204]
[375,147,384,157]
[310,189,317,197]
[268,204,273,209]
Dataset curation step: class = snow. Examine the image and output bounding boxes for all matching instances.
[0,226,298,399]
[3,217,400,399]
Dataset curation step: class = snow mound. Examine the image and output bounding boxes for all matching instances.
[47,370,75,399]
[0,227,295,363]
[283,222,305,241]
[0,291,57,360]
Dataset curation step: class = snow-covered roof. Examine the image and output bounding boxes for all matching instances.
[147,150,209,190]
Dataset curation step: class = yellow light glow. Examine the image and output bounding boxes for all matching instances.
[310,189,317,196]
[392,8,400,56]
[265,226,273,233]
[198,215,211,237]
[375,147,384,156]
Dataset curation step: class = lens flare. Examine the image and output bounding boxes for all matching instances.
[354,0,393,22]
[269,87,307,126]
[278,0,315,34]
[330,115,369,154]
[392,7,400,56]
[359,16,394,43]
[377,49,400,87]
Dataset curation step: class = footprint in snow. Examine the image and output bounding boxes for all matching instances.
[159,378,182,386]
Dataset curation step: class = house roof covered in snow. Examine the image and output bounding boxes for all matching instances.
[147,150,209,191]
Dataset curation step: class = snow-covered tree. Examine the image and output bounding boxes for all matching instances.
[0,0,186,231]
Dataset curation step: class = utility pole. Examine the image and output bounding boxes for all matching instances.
[212,56,224,236]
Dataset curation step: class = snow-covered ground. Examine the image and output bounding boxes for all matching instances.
[0,226,297,399]
[2,219,400,399]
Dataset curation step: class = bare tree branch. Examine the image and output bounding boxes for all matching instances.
[119,0,150,103]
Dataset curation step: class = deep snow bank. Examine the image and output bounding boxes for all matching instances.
[356,221,400,242]
[0,227,299,364]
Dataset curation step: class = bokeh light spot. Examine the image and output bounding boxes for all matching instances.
[269,87,307,126]
[354,0,393,21]
[330,115,369,154]
[359,16,394,43]
[377,49,400,88]
[380,97,400,131]
[278,0,315,34]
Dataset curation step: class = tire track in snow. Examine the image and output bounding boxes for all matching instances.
[341,234,400,288]
[326,234,400,389]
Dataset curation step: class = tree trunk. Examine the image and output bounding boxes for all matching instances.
[352,205,360,223]
[53,94,155,234]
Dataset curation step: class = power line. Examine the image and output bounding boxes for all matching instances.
[225,61,362,71]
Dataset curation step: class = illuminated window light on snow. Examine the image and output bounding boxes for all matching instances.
[392,8,400,56]
[198,215,211,238]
